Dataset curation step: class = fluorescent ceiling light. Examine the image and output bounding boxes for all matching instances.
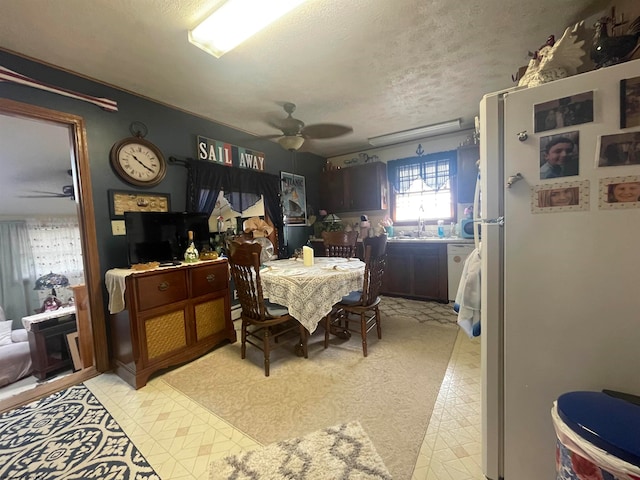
[189,0,308,58]
[368,119,462,147]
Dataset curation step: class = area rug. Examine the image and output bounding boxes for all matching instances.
[210,421,391,480]
[0,384,159,480]
[163,298,458,479]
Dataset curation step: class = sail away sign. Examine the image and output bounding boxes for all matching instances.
[197,135,265,171]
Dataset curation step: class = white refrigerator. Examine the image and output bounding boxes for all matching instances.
[479,59,640,480]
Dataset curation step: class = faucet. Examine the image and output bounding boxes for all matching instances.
[417,204,425,237]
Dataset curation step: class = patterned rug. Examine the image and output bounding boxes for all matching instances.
[0,384,159,480]
[164,297,458,479]
[210,422,391,480]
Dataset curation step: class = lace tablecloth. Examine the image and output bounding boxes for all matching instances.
[260,257,365,333]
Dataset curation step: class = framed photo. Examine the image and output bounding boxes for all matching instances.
[539,131,580,179]
[280,172,307,226]
[620,76,640,129]
[108,190,171,219]
[66,332,82,372]
[596,132,640,167]
[599,175,640,210]
[534,91,594,133]
[531,180,590,214]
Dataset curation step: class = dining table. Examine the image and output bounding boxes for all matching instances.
[260,256,365,335]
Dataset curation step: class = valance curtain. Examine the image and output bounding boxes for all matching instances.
[387,150,457,193]
[0,220,38,327]
[185,159,285,253]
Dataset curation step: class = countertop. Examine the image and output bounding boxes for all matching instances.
[310,237,474,244]
[387,237,474,244]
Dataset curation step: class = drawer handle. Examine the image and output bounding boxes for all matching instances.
[206,273,216,283]
[158,281,169,291]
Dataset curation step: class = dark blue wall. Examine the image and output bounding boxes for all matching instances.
[0,49,323,301]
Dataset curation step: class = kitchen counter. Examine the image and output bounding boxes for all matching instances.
[387,237,474,244]
[310,236,474,244]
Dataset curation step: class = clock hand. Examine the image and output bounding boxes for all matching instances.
[131,154,155,173]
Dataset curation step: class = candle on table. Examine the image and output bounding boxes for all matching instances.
[303,245,314,266]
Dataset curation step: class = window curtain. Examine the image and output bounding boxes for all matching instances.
[186,159,285,254]
[387,150,457,193]
[0,221,38,327]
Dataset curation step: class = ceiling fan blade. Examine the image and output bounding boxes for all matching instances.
[302,123,353,139]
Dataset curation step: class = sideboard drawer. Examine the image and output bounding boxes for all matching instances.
[134,270,188,311]
[191,263,228,297]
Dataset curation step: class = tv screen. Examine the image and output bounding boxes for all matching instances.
[124,212,210,265]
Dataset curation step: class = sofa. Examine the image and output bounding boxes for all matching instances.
[0,307,33,387]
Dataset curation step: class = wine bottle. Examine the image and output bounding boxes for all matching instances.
[183,230,199,263]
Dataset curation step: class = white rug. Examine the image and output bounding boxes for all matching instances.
[210,421,391,480]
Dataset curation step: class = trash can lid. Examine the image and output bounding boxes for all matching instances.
[557,391,640,468]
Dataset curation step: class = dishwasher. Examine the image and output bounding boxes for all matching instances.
[447,243,475,301]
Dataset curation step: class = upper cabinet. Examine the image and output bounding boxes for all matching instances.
[320,162,388,213]
[457,145,479,204]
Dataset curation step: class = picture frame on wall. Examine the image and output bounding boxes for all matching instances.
[620,76,640,129]
[280,172,307,226]
[108,190,171,219]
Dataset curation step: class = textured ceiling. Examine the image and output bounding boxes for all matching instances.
[0,0,609,160]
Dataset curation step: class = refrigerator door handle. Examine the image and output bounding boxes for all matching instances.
[506,173,523,188]
[479,216,504,226]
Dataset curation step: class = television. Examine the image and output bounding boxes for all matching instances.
[124,211,211,265]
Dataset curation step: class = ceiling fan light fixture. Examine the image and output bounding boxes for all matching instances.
[368,119,462,147]
[278,135,305,151]
[189,0,308,58]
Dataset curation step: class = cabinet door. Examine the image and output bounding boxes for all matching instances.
[457,146,479,204]
[194,296,227,342]
[382,245,412,296]
[348,163,387,211]
[320,169,347,212]
[412,245,447,301]
[143,309,188,364]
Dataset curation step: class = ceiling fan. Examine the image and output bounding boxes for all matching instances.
[20,184,75,200]
[266,102,353,151]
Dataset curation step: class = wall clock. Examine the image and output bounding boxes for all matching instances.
[110,123,167,188]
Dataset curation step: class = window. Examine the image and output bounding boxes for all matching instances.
[387,151,457,225]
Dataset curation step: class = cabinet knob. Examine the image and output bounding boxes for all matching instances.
[157,281,169,291]
[206,273,216,283]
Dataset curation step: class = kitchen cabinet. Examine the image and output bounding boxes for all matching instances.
[320,162,388,213]
[382,242,448,302]
[457,145,479,204]
[109,260,236,389]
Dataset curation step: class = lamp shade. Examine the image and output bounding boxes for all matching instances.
[324,214,341,223]
[34,272,70,291]
[278,135,305,151]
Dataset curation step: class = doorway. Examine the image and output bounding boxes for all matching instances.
[0,99,108,413]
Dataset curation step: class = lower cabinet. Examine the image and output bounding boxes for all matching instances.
[382,242,448,302]
[110,260,236,389]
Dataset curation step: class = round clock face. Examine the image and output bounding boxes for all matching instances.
[110,137,167,187]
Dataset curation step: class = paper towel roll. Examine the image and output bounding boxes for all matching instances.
[303,245,314,266]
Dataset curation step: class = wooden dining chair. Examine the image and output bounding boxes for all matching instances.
[324,234,387,356]
[321,230,359,258]
[228,241,308,376]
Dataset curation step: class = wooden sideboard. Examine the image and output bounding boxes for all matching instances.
[109,260,236,388]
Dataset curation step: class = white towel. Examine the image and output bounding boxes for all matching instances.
[454,247,481,339]
[105,269,132,314]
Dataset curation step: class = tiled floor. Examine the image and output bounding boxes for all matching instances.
[85,328,482,480]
